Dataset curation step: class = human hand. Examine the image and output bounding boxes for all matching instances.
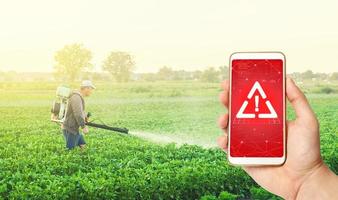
[82,126,89,134]
[217,77,338,199]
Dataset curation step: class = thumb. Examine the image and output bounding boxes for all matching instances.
[286,77,317,124]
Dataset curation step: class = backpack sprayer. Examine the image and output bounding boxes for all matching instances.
[50,85,129,134]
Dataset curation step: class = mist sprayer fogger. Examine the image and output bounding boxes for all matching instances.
[50,86,129,134]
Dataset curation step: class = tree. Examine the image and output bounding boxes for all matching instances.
[102,51,135,82]
[157,66,174,80]
[314,72,328,81]
[301,70,314,80]
[330,72,338,81]
[201,67,220,82]
[192,70,203,80]
[172,70,193,80]
[0,71,17,81]
[54,43,92,81]
[218,65,229,80]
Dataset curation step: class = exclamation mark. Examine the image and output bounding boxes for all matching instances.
[255,95,259,112]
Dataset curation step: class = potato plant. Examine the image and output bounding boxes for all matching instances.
[0,82,336,199]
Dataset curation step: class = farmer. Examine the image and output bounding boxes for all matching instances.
[62,80,95,150]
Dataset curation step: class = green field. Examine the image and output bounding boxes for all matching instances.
[0,81,337,199]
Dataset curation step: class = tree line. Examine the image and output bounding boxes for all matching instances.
[1,43,338,82]
[52,43,231,82]
[54,43,135,82]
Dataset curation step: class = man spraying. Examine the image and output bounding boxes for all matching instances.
[62,80,95,150]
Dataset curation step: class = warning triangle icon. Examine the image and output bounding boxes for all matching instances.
[236,81,277,119]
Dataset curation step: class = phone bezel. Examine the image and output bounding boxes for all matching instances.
[228,52,286,165]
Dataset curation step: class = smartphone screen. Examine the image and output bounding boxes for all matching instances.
[230,58,284,158]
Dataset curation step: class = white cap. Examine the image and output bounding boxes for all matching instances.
[81,80,96,89]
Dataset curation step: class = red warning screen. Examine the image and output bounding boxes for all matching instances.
[230,59,284,157]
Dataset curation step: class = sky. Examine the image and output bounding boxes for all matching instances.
[0,0,338,73]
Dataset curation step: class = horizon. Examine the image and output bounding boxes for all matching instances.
[1,68,336,75]
[1,0,338,73]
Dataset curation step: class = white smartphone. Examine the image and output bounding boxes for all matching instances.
[228,52,286,165]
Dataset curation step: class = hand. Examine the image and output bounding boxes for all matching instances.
[82,126,89,134]
[217,77,338,199]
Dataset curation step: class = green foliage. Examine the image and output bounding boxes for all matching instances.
[218,191,238,200]
[102,51,135,82]
[201,67,220,82]
[330,72,338,80]
[250,187,281,200]
[54,43,93,82]
[200,191,238,200]
[0,81,337,199]
[200,195,218,200]
[158,66,175,81]
[301,70,315,80]
[320,87,335,94]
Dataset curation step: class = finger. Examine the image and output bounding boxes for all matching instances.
[219,80,230,108]
[221,80,230,91]
[218,113,229,130]
[219,91,229,108]
[217,135,228,152]
[286,77,317,123]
